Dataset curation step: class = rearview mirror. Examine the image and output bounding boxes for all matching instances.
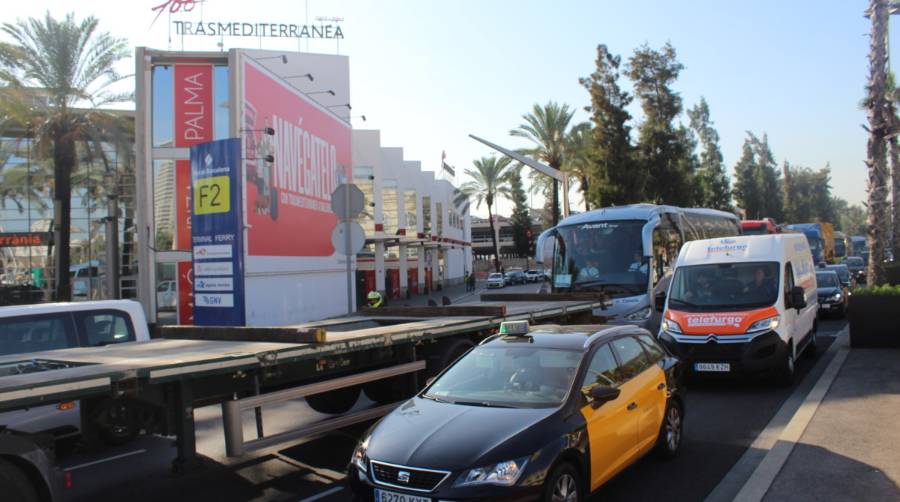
[654,291,667,312]
[788,286,806,310]
[589,385,621,409]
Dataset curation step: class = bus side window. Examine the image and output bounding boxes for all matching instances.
[652,222,683,286]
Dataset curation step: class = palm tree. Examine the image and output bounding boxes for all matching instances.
[886,72,900,261]
[864,0,890,285]
[510,102,575,226]
[461,156,512,272]
[2,12,129,300]
[563,122,595,212]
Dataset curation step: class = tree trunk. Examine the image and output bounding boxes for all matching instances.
[865,0,890,286]
[551,179,560,226]
[581,176,590,212]
[487,203,500,272]
[53,130,75,301]
[890,108,900,260]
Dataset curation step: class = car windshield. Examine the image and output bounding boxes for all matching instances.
[817,273,839,288]
[422,345,581,408]
[548,220,648,296]
[668,261,780,312]
[845,257,864,266]
[489,273,502,279]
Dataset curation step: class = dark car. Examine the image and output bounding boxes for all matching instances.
[824,264,854,290]
[816,270,848,317]
[504,271,527,285]
[349,322,685,502]
[842,256,866,284]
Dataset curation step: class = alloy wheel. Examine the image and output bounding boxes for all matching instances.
[666,405,682,452]
[552,473,578,502]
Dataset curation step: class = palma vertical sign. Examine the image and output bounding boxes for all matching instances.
[190,138,246,326]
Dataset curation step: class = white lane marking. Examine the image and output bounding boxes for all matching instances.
[63,449,147,472]
[732,329,851,502]
[298,485,344,502]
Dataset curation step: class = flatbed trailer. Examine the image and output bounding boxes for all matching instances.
[0,295,607,484]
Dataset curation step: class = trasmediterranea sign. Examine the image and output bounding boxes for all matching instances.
[190,138,246,326]
[152,0,345,39]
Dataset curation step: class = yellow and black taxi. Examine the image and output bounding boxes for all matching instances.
[348,321,685,502]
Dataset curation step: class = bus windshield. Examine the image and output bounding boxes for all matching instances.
[549,220,648,296]
[668,262,780,312]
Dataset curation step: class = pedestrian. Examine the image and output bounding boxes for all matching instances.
[468,272,476,292]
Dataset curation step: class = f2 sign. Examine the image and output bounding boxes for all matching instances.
[190,139,246,326]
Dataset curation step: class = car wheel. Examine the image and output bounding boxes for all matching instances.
[655,399,683,459]
[0,458,39,502]
[543,462,582,502]
[775,344,795,387]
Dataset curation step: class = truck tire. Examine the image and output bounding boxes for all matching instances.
[363,376,411,404]
[425,338,475,380]
[101,400,140,446]
[305,385,362,415]
[0,458,40,502]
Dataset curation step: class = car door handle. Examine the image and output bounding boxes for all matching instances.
[657,382,666,390]
[627,402,637,411]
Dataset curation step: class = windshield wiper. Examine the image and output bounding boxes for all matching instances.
[668,298,699,308]
[451,400,516,408]
[421,394,453,404]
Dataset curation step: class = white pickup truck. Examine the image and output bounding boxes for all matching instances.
[0,301,150,442]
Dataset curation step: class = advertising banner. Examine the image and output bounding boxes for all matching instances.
[242,60,351,257]
[190,138,246,326]
[173,64,214,323]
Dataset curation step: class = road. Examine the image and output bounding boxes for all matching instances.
[58,282,847,502]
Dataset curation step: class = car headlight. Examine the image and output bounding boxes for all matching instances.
[351,435,370,472]
[747,316,780,333]
[661,318,682,334]
[830,292,842,302]
[453,457,529,487]
[624,306,652,321]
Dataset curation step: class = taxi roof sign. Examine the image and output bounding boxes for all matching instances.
[499,320,530,336]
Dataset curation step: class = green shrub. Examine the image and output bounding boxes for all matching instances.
[852,284,900,296]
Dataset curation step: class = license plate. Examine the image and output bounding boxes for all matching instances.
[374,488,430,502]
[695,362,730,372]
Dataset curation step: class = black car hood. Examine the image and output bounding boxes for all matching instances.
[365,397,558,471]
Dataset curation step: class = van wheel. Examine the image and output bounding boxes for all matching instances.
[655,400,683,459]
[542,462,582,502]
[775,344,795,387]
[0,458,39,502]
[804,328,818,359]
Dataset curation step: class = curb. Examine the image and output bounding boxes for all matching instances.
[732,328,851,502]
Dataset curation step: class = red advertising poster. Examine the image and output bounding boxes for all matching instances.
[243,61,352,257]
[177,261,194,325]
[172,64,213,325]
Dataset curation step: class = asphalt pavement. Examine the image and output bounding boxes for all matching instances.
[58,286,849,502]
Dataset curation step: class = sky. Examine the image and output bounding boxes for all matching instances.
[4,0,897,218]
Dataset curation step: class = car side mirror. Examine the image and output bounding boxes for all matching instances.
[789,286,806,310]
[654,291,667,312]
[589,385,621,409]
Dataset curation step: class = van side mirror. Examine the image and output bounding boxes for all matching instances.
[788,286,806,310]
[589,385,621,409]
[654,291,667,312]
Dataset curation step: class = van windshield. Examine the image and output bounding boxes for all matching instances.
[668,262,780,312]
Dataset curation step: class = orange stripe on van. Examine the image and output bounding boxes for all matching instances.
[666,306,779,335]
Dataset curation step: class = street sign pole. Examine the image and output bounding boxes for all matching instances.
[344,182,353,315]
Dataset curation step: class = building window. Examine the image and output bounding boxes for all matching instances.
[151,65,174,148]
[436,202,443,235]
[422,196,432,234]
[404,189,417,231]
[353,166,375,234]
[153,160,176,250]
[383,179,399,235]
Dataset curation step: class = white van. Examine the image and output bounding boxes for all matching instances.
[657,234,818,384]
[0,300,151,443]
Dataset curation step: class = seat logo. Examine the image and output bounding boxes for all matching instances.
[397,471,410,483]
